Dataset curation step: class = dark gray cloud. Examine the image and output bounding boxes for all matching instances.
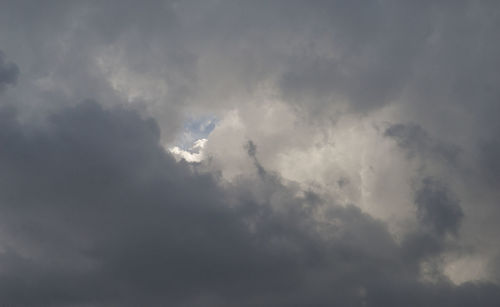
[414,178,463,237]
[385,123,461,166]
[477,140,500,185]
[0,1,495,114]
[0,50,19,91]
[1,1,498,136]
[399,177,464,276]
[276,1,500,116]
[278,1,430,113]
[0,101,497,306]
[0,0,500,305]
[245,140,267,177]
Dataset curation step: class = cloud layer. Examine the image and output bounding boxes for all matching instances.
[0,1,500,306]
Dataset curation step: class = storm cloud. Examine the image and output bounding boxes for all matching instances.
[0,1,500,306]
[0,100,496,306]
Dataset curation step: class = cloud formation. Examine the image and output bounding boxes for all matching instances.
[0,101,498,306]
[0,1,500,306]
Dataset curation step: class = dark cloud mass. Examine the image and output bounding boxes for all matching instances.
[384,123,461,166]
[414,178,463,237]
[0,101,497,306]
[0,51,19,91]
[0,0,500,306]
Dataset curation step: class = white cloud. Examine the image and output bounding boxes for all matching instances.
[169,138,207,163]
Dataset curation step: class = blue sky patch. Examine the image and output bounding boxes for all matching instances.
[174,115,218,150]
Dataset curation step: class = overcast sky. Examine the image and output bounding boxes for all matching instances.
[1,1,500,306]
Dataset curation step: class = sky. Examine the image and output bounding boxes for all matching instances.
[0,1,500,306]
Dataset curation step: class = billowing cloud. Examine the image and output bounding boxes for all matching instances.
[0,101,497,306]
[1,1,500,305]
